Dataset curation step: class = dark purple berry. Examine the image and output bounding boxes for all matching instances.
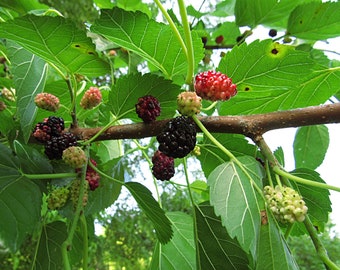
[269,29,277,37]
[135,95,161,123]
[156,116,196,158]
[33,116,65,142]
[44,132,77,160]
[152,150,175,181]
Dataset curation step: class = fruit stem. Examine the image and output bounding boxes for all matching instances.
[201,101,217,111]
[303,215,340,270]
[178,0,195,85]
[154,0,188,57]
[62,155,88,270]
[23,172,78,180]
[80,214,89,270]
[273,166,340,192]
[265,160,274,187]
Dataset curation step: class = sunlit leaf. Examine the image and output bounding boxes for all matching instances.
[150,212,195,270]
[218,40,340,115]
[207,156,263,257]
[125,182,173,244]
[288,2,340,40]
[195,202,251,270]
[7,42,47,143]
[0,14,110,76]
[235,0,306,28]
[91,7,204,79]
[293,125,329,170]
[198,133,258,177]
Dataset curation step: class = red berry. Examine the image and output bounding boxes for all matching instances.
[80,87,102,109]
[215,35,224,44]
[76,159,100,190]
[152,151,175,181]
[135,95,161,123]
[194,71,237,101]
[34,93,60,112]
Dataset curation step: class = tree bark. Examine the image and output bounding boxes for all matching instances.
[69,103,340,142]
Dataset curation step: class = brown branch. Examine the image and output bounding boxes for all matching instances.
[70,103,340,142]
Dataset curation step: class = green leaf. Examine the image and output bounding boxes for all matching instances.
[91,7,204,79]
[7,42,47,143]
[218,40,339,115]
[0,144,41,252]
[0,14,110,76]
[0,0,48,15]
[195,202,251,270]
[35,221,83,270]
[13,140,53,174]
[198,133,258,177]
[291,168,331,232]
[109,73,180,120]
[211,22,241,45]
[124,182,173,244]
[235,0,306,28]
[150,212,195,270]
[207,156,263,257]
[256,211,299,270]
[287,2,340,40]
[293,125,329,170]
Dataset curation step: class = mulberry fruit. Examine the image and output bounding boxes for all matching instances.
[264,185,308,224]
[44,132,77,160]
[76,159,100,190]
[80,87,102,109]
[1,87,15,102]
[194,71,237,101]
[156,116,196,158]
[0,101,6,111]
[177,91,202,116]
[33,116,65,142]
[46,186,70,210]
[62,146,87,168]
[152,150,175,181]
[135,95,161,123]
[70,179,89,210]
[34,93,60,112]
[215,35,224,44]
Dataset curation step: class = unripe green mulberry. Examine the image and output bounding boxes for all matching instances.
[47,186,70,210]
[263,185,308,224]
[62,146,87,168]
[70,179,89,210]
[177,91,202,116]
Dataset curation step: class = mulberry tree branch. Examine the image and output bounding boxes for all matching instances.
[70,103,340,142]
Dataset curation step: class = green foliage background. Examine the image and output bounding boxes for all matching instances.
[0,0,340,269]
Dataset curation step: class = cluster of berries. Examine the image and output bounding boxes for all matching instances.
[264,185,308,224]
[135,71,237,181]
[46,159,100,211]
[0,87,16,111]
[33,116,78,160]
[80,87,102,110]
